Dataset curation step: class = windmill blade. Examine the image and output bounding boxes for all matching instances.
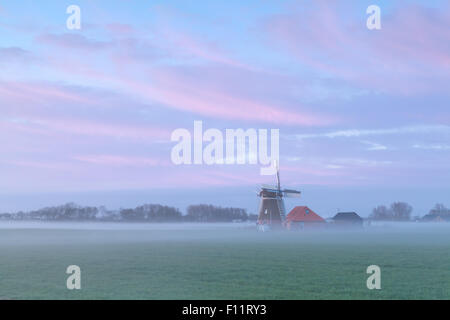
[283,192,301,198]
[282,188,301,193]
[282,189,301,198]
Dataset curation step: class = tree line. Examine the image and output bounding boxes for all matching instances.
[1,202,448,222]
[0,203,257,222]
[370,202,450,221]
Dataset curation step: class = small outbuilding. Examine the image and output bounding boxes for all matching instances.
[285,206,325,230]
[422,214,449,223]
[332,212,363,226]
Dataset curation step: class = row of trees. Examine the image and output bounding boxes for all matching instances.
[0,203,256,222]
[2,202,448,222]
[370,203,450,221]
[0,203,104,221]
[120,204,182,222]
[185,204,249,222]
[370,202,413,221]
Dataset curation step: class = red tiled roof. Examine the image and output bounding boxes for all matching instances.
[286,206,325,222]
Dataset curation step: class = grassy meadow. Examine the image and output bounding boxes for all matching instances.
[0,222,449,299]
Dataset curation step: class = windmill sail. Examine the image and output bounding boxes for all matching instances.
[282,189,302,198]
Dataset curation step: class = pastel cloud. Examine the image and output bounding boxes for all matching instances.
[105,23,135,35]
[158,27,254,70]
[36,33,113,51]
[293,125,450,140]
[12,117,170,141]
[73,154,168,167]
[264,2,450,94]
[0,81,94,107]
[361,141,388,151]
[31,36,338,126]
[0,47,30,62]
[0,81,172,143]
[119,67,336,126]
[413,144,450,151]
[0,0,449,197]
[24,14,341,127]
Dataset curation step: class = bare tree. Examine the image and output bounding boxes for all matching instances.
[370,205,392,220]
[186,204,247,222]
[390,202,412,221]
[429,203,449,216]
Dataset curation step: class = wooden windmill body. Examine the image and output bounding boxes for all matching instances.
[257,165,301,229]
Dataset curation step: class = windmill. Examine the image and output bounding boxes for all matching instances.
[257,162,301,229]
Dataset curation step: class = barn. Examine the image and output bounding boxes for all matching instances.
[422,214,450,223]
[285,206,325,229]
[332,212,363,226]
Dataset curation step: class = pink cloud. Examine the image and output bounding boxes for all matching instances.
[105,23,135,35]
[0,81,95,107]
[2,159,75,171]
[42,50,337,126]
[1,116,171,142]
[117,68,336,126]
[73,154,168,167]
[0,47,31,63]
[36,33,113,51]
[27,27,340,126]
[265,2,450,94]
[0,81,172,141]
[159,28,253,70]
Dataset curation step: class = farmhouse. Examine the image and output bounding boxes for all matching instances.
[285,206,325,229]
[332,212,363,226]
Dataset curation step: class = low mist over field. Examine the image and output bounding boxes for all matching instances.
[1,222,449,299]
[1,220,450,245]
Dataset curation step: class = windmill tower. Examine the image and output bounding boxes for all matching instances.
[257,162,301,228]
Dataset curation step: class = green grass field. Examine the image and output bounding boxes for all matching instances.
[0,223,449,299]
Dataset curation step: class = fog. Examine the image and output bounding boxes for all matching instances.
[1,220,449,234]
[0,221,255,231]
[1,220,449,300]
[1,221,450,248]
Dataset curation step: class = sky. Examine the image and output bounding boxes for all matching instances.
[0,0,449,216]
